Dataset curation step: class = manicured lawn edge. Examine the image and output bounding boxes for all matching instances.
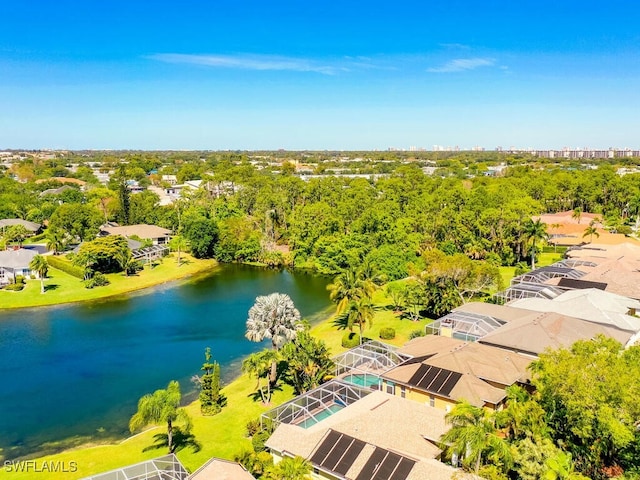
[0,254,217,310]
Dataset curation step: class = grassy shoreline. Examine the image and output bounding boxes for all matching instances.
[0,254,218,310]
[0,254,546,479]
[0,285,431,480]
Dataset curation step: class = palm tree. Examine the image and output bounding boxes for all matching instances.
[170,234,188,266]
[549,223,562,253]
[29,254,49,294]
[242,349,278,404]
[336,298,375,345]
[440,401,512,476]
[45,227,66,255]
[582,221,600,244]
[264,456,312,480]
[523,219,548,270]
[327,269,375,314]
[129,380,191,454]
[245,293,303,384]
[571,207,583,224]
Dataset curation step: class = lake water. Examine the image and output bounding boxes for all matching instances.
[0,264,332,459]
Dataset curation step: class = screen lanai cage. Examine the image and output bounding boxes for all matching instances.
[494,261,588,302]
[496,282,565,302]
[131,245,169,263]
[425,310,506,342]
[511,265,586,285]
[261,380,372,430]
[334,341,409,376]
[81,454,188,480]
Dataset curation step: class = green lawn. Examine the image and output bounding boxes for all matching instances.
[0,282,434,480]
[0,254,217,309]
[0,374,295,480]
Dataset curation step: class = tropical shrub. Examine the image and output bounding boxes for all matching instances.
[84,272,110,289]
[252,430,270,453]
[341,332,360,348]
[408,329,425,339]
[379,327,396,340]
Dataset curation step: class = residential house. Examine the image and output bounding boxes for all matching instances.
[0,248,40,284]
[381,335,532,411]
[100,224,172,245]
[478,310,635,355]
[0,219,42,235]
[266,390,464,480]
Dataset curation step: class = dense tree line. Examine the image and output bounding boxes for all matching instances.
[1,156,639,278]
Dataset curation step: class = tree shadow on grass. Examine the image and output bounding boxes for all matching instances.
[142,426,201,454]
[44,284,60,292]
[247,382,283,404]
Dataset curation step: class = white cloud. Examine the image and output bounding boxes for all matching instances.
[428,57,496,73]
[148,53,350,75]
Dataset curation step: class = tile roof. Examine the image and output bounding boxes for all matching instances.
[0,248,39,269]
[479,311,633,355]
[509,289,640,332]
[386,336,532,406]
[266,391,455,480]
[101,224,171,239]
[0,219,42,232]
[188,458,255,480]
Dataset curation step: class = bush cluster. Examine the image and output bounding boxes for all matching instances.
[341,332,360,348]
[408,329,425,339]
[379,327,396,340]
[84,272,110,289]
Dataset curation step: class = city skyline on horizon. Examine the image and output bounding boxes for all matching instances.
[2,1,640,150]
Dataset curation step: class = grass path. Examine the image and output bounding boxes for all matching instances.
[0,254,217,309]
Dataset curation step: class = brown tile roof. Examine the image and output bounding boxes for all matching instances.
[387,336,532,406]
[535,210,603,226]
[189,458,254,480]
[549,244,640,298]
[101,224,171,239]
[266,392,454,479]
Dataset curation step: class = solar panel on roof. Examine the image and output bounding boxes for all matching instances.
[309,431,338,466]
[356,448,416,480]
[408,364,462,397]
[394,457,417,480]
[440,371,462,396]
[356,448,387,480]
[426,368,450,391]
[373,451,402,479]
[310,430,366,476]
[557,278,607,290]
[417,365,439,387]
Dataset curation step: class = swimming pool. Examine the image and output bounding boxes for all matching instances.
[342,373,381,388]
[298,404,345,429]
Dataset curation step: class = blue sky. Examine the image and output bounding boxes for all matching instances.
[1,1,639,150]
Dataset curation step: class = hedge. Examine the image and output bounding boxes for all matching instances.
[47,255,85,279]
